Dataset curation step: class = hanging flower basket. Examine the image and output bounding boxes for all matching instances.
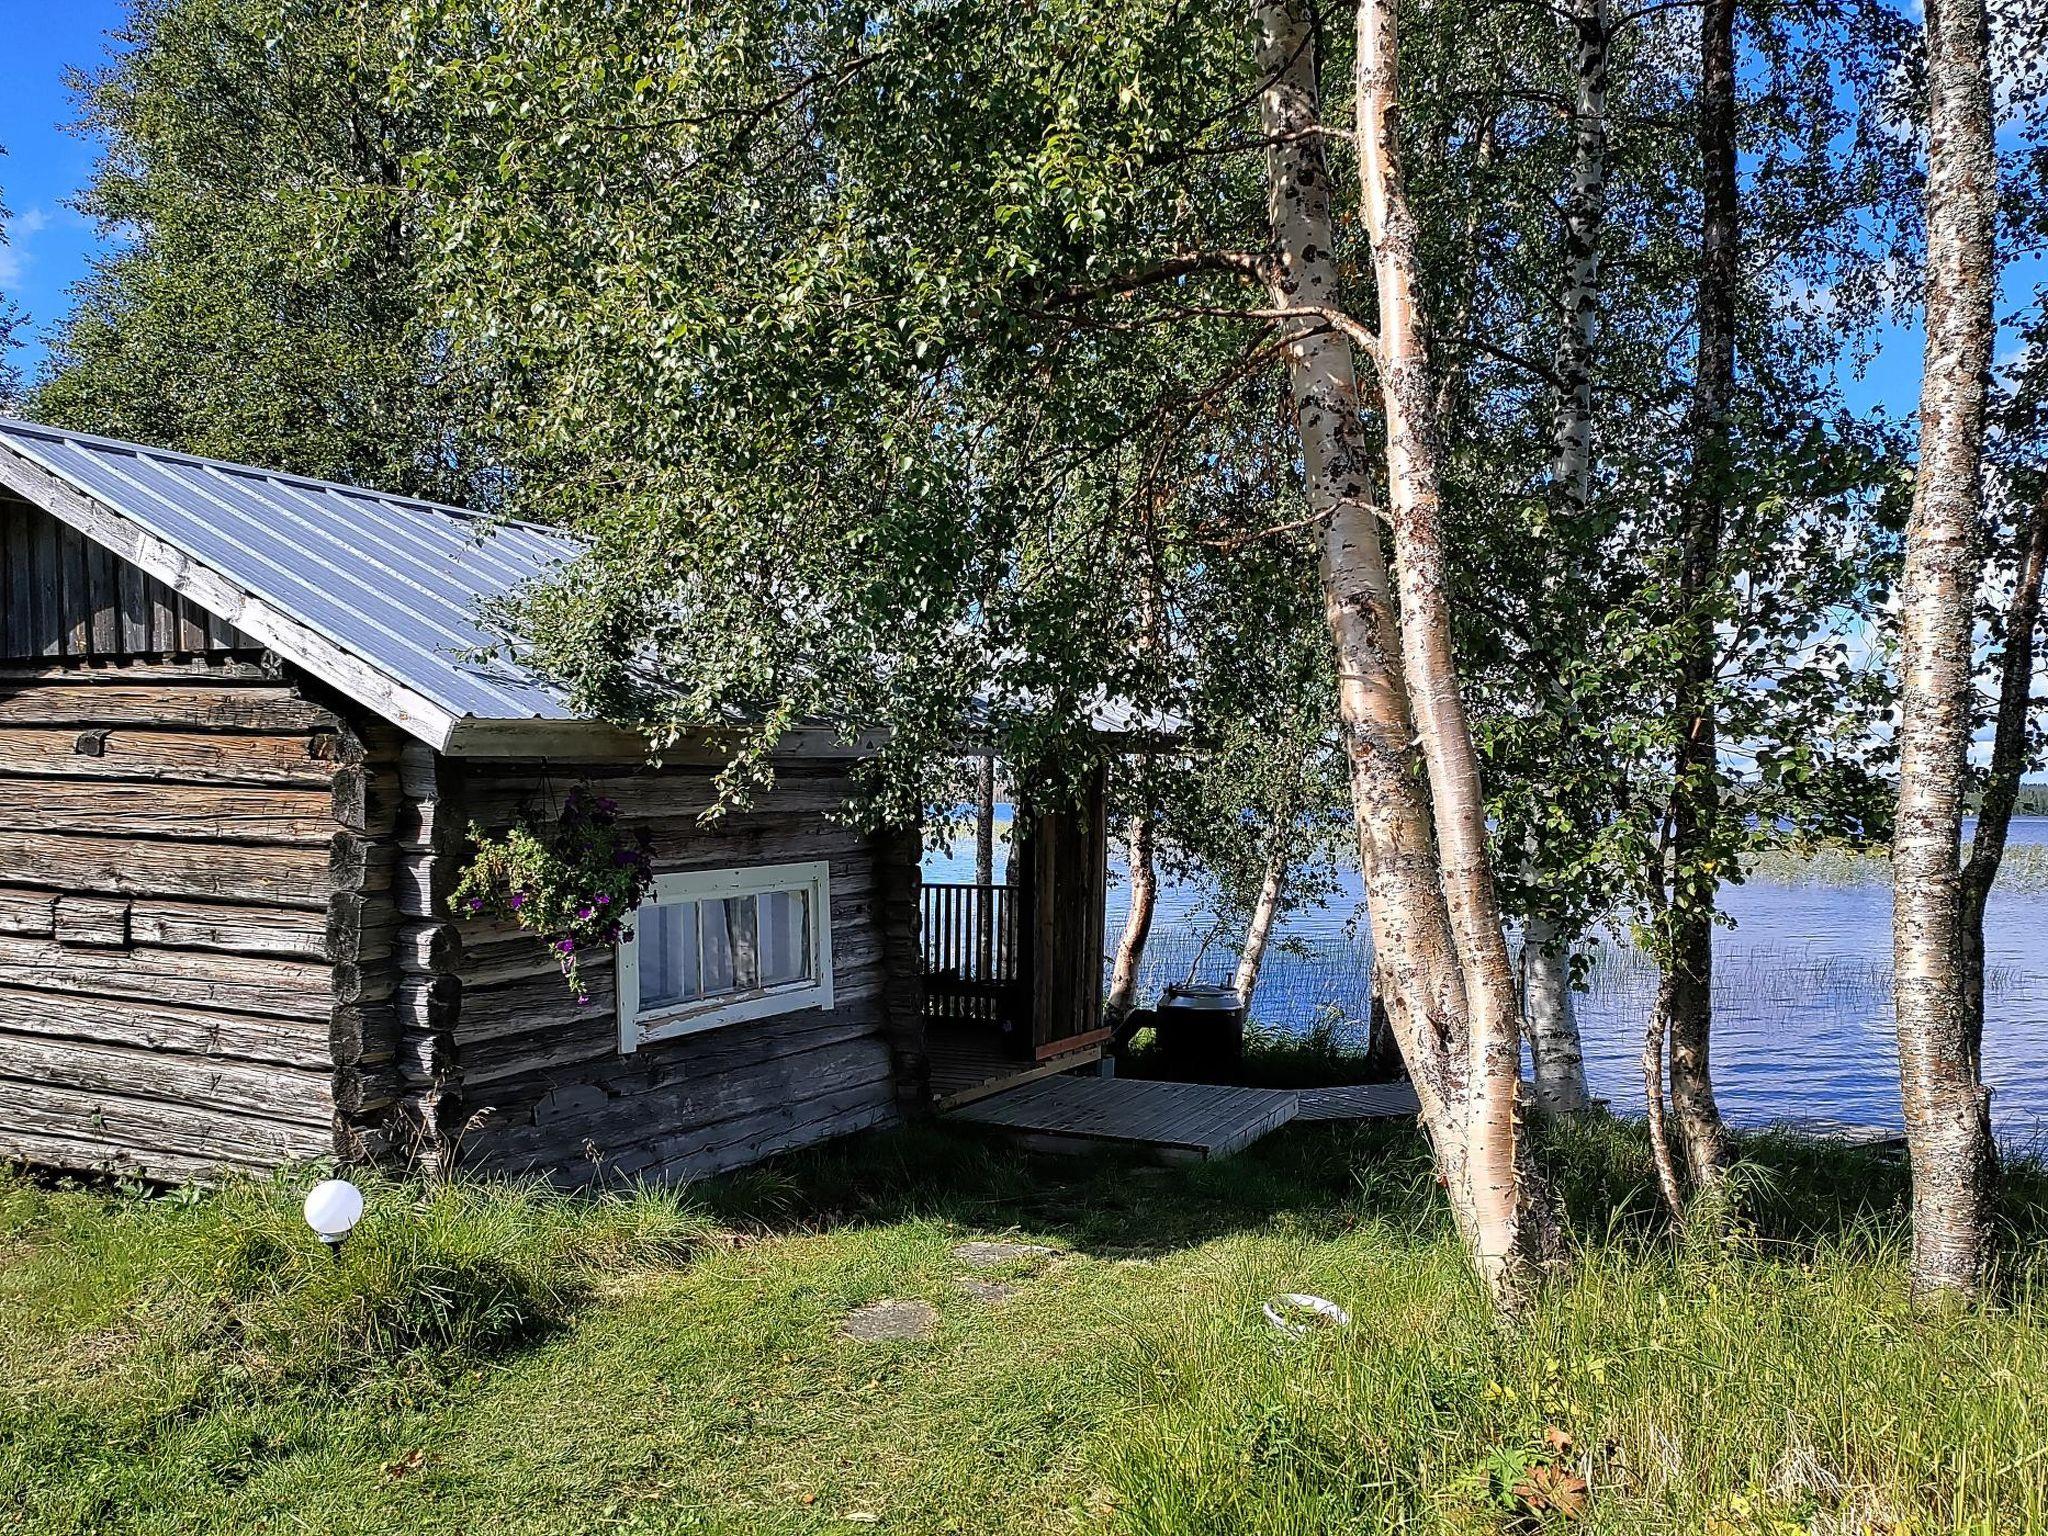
[450,786,656,1004]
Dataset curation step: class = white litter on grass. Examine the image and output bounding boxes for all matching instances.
[1262,1293,1351,1337]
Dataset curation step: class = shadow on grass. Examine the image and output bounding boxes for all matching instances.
[691,1107,2048,1281]
[694,1115,1447,1259]
[1533,1109,2048,1280]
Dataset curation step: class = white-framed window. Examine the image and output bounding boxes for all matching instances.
[616,860,835,1052]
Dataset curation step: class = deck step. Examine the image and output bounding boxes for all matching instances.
[947,1076,1302,1162]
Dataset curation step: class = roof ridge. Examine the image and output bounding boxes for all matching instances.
[0,414,566,539]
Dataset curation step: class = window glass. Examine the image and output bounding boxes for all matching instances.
[638,899,701,1008]
[622,862,833,1046]
[759,888,811,986]
[726,896,760,990]
[700,897,736,993]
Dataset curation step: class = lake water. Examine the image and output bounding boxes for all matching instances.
[925,817,2048,1150]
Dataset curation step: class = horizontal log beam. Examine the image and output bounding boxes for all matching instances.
[0,1030,335,1127]
[0,889,55,937]
[54,895,130,948]
[0,1076,333,1165]
[0,829,347,908]
[478,1033,892,1160]
[4,779,351,844]
[0,934,339,1019]
[621,1080,896,1183]
[475,1043,895,1178]
[0,985,331,1069]
[0,1125,274,1182]
[0,657,281,685]
[0,726,338,786]
[0,684,336,732]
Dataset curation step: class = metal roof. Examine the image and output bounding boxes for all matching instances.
[0,416,591,751]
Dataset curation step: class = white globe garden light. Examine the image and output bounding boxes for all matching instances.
[302,1179,364,1249]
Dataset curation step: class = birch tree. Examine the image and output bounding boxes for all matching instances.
[1106,812,1161,1023]
[1644,0,1741,1213]
[1233,845,1289,1005]
[1517,0,1612,1118]
[1892,0,2001,1300]
[1254,0,1551,1302]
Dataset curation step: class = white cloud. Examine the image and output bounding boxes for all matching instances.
[0,204,50,288]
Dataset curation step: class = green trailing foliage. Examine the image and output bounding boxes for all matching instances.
[450,786,656,1002]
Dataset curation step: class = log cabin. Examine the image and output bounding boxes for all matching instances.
[0,418,1112,1185]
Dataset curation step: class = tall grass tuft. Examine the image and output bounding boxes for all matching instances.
[2,1167,716,1389]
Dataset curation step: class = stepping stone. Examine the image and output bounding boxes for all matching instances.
[951,1240,1055,1269]
[841,1299,938,1342]
[956,1277,1014,1304]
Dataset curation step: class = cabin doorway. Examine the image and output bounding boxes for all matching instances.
[921,761,1111,1107]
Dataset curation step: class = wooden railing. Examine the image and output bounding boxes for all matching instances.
[920,881,1022,1026]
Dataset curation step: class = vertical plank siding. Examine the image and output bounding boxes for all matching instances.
[0,493,252,661]
[1027,766,1110,1055]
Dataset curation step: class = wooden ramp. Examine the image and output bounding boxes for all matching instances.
[948,1076,1302,1162]
[1295,1081,1421,1122]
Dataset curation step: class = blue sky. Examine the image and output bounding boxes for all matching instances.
[0,1,128,379]
[0,1,2036,415]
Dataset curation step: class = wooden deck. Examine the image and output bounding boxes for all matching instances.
[945,1072,1424,1161]
[926,1025,1104,1110]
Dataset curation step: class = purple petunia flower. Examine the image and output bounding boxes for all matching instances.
[509,891,527,911]
[468,897,484,912]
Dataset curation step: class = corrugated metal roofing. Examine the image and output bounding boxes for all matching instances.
[0,416,584,737]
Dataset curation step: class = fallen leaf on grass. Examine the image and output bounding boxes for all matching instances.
[381,1448,427,1481]
[1514,1462,1589,1519]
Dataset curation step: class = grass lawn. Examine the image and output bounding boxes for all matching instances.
[4,1115,2046,1535]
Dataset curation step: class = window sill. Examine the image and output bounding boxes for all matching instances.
[622,977,834,1052]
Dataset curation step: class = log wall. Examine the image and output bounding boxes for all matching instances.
[396,757,926,1185]
[0,655,402,1180]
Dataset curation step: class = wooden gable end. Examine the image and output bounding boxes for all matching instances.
[1,490,254,661]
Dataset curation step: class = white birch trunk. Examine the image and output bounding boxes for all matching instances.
[1258,0,1555,1304]
[1549,0,1610,518]
[1255,0,1474,1235]
[1355,0,1534,1295]
[1521,916,1590,1114]
[1106,812,1158,1023]
[1518,0,1608,1121]
[1893,0,1998,1302]
[974,756,996,888]
[1232,847,1287,1005]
